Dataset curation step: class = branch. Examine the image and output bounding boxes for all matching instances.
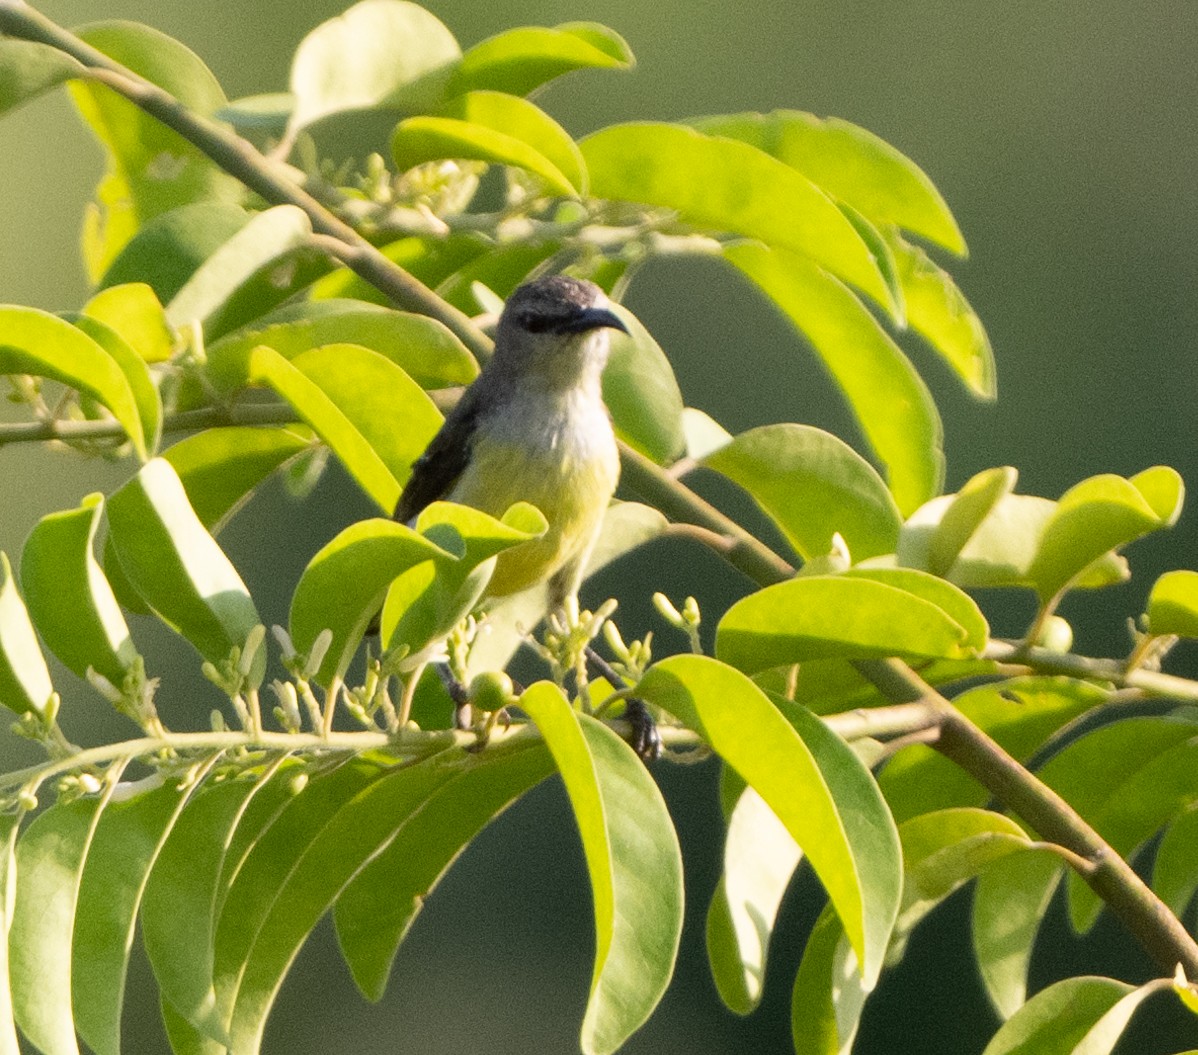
[5,0,1197,978]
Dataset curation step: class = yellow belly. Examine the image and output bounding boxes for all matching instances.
[448,435,619,597]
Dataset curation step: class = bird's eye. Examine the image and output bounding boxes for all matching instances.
[520,312,554,333]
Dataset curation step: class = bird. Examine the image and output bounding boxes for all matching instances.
[393,274,660,758]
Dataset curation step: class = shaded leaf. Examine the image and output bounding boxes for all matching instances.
[70,21,242,280]
[520,684,683,1055]
[334,741,554,999]
[581,122,895,314]
[205,298,478,392]
[162,426,315,535]
[449,22,632,96]
[726,242,942,515]
[0,305,146,459]
[704,424,900,562]
[716,575,972,673]
[0,818,21,1055]
[20,493,137,686]
[1153,806,1198,920]
[790,906,863,1055]
[899,808,1030,908]
[691,110,966,255]
[980,976,1137,1055]
[106,459,262,679]
[707,785,802,1014]
[637,655,901,985]
[603,304,685,464]
[289,0,461,131]
[973,849,1063,1019]
[0,552,53,717]
[98,202,251,302]
[289,518,458,687]
[0,39,82,117]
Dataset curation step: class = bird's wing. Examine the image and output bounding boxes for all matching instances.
[393,391,482,524]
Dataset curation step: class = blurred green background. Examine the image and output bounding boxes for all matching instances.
[3,0,1198,1051]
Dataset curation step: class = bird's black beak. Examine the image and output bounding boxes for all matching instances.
[563,306,629,335]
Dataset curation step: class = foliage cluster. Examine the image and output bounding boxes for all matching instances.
[0,2,1197,1054]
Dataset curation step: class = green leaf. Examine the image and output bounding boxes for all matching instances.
[603,304,685,464]
[886,230,995,397]
[98,202,251,302]
[0,305,146,460]
[69,312,163,456]
[0,39,82,117]
[449,22,632,97]
[637,655,901,985]
[691,110,966,255]
[436,242,561,313]
[726,242,942,515]
[707,785,802,1014]
[165,205,327,340]
[899,808,1030,908]
[106,459,262,677]
[289,518,459,687]
[70,21,242,281]
[790,906,864,1055]
[0,818,21,1055]
[73,777,197,1055]
[520,683,683,1055]
[205,298,478,391]
[1154,806,1198,919]
[1028,468,1184,601]
[289,0,461,131]
[393,97,581,197]
[162,426,315,534]
[841,567,988,652]
[979,976,1137,1055]
[924,467,1018,577]
[216,93,294,136]
[716,575,972,673]
[11,788,114,1055]
[1146,570,1198,638]
[20,494,137,686]
[682,407,733,461]
[972,849,1063,1019]
[581,123,895,314]
[312,234,487,305]
[382,502,547,656]
[161,998,225,1055]
[142,764,297,1036]
[83,282,175,364]
[334,743,553,1000]
[0,552,53,717]
[703,424,901,562]
[880,677,1105,823]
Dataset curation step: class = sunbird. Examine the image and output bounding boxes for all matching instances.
[394,275,659,758]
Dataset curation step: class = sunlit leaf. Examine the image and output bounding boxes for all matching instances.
[790,906,863,1055]
[0,818,20,1055]
[923,467,1017,577]
[205,298,478,392]
[603,304,685,464]
[0,305,146,459]
[708,784,802,1014]
[289,0,461,131]
[83,282,175,364]
[726,242,942,515]
[20,494,137,686]
[1146,570,1198,638]
[289,518,459,687]
[162,426,314,535]
[106,459,262,680]
[704,424,901,562]
[0,552,53,717]
[841,567,987,652]
[0,38,81,117]
[638,656,901,985]
[581,122,895,314]
[979,976,1139,1055]
[973,849,1063,1019]
[70,21,242,280]
[448,22,632,97]
[691,110,966,255]
[717,575,972,673]
[520,684,683,1055]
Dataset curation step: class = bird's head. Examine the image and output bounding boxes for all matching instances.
[492,275,628,390]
